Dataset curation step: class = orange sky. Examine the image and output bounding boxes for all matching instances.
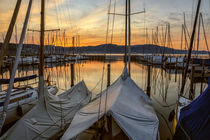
[0,0,210,50]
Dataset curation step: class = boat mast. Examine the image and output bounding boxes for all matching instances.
[124,0,128,66]
[39,0,45,98]
[196,13,201,57]
[128,0,131,76]
[180,0,201,96]
[0,0,22,71]
[0,0,33,132]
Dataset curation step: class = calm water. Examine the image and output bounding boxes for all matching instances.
[1,60,208,140]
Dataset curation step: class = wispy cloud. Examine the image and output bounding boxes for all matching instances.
[0,0,210,50]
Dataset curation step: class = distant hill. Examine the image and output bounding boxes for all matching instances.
[0,43,208,56]
[67,44,208,55]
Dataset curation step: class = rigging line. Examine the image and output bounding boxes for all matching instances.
[65,64,67,90]
[183,13,191,40]
[162,24,168,56]
[90,78,103,92]
[151,94,176,108]
[161,26,164,46]
[156,26,159,45]
[0,0,22,71]
[143,0,146,44]
[196,13,201,57]
[54,0,60,30]
[191,0,195,32]
[98,0,112,120]
[124,0,128,64]
[181,25,184,51]
[200,13,210,58]
[168,28,174,55]
[64,0,73,31]
[110,0,117,58]
[65,0,74,35]
[158,26,164,46]
[161,26,165,46]
[205,1,210,35]
[155,110,173,137]
[57,0,65,29]
[32,94,90,140]
[184,24,189,51]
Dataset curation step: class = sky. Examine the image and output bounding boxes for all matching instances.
[0,0,210,50]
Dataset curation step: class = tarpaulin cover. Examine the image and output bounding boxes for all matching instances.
[61,68,159,140]
[1,81,91,140]
[174,78,210,140]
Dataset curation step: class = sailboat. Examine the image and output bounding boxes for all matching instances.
[0,82,58,126]
[0,0,58,128]
[173,0,201,130]
[174,78,210,139]
[61,0,159,140]
[1,0,92,139]
[173,0,210,139]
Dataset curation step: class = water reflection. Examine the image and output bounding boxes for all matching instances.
[0,60,208,140]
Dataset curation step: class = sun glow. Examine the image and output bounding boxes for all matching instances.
[0,0,209,50]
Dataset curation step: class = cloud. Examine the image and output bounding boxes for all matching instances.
[0,0,210,50]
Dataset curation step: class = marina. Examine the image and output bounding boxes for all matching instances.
[0,59,208,139]
[0,0,210,139]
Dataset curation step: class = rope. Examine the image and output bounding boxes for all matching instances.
[90,78,103,92]
[178,123,191,140]
[143,0,146,44]
[156,110,173,137]
[151,94,176,108]
[97,0,112,120]
[200,14,210,58]
[32,92,89,140]
[109,0,117,57]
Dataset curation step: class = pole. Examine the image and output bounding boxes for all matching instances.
[63,30,65,54]
[180,0,202,96]
[189,66,195,100]
[200,60,204,94]
[39,0,45,98]
[15,25,18,47]
[156,26,159,45]
[71,63,74,87]
[124,0,128,65]
[128,0,131,76]
[0,0,33,132]
[147,65,151,97]
[196,14,201,57]
[152,29,154,44]
[0,0,22,70]
[107,64,111,87]
[175,57,178,82]
[72,37,75,56]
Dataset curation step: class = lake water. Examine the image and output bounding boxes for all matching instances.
[1,60,208,140]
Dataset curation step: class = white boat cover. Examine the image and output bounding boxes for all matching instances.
[61,68,159,140]
[1,81,91,140]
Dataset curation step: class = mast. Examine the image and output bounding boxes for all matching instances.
[181,25,184,51]
[63,30,65,54]
[124,0,128,66]
[128,0,131,76]
[196,13,201,57]
[0,0,22,71]
[180,0,202,96]
[0,0,33,132]
[15,25,18,47]
[72,37,75,55]
[39,0,45,98]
